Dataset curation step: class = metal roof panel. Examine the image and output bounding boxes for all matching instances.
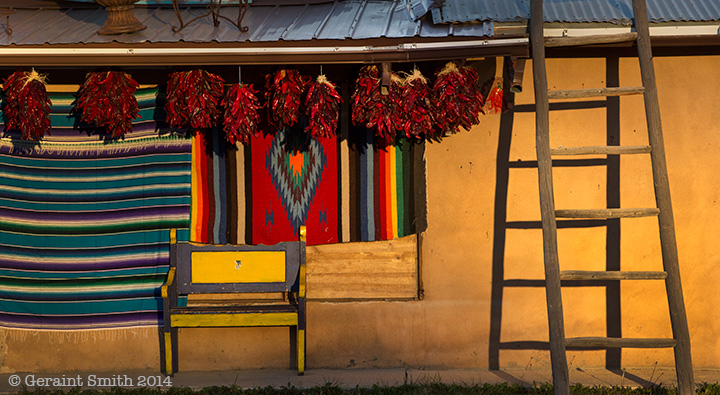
[315,1,364,40]
[431,0,720,24]
[351,0,396,39]
[385,1,422,38]
[279,2,335,41]
[0,1,484,47]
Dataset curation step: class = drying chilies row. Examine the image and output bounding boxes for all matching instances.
[1,63,504,144]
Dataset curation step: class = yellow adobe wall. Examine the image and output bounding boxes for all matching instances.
[1,54,719,373]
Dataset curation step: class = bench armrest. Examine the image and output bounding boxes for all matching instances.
[162,267,176,300]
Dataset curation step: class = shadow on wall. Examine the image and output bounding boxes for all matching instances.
[487,56,623,370]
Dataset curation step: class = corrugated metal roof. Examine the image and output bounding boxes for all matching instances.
[0,1,493,46]
[430,0,720,24]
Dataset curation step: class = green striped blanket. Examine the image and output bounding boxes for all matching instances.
[0,87,192,330]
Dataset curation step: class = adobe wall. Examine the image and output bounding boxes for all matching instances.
[2,54,718,373]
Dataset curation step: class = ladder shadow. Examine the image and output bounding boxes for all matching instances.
[488,56,622,370]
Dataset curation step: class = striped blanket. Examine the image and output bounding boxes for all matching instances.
[0,87,192,330]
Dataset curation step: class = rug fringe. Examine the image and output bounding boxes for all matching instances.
[1,326,157,344]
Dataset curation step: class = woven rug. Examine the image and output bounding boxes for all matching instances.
[0,87,192,331]
[193,125,427,246]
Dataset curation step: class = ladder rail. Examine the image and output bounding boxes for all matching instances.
[530,1,571,393]
[631,0,694,392]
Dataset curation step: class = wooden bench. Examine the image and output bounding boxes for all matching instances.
[161,227,307,375]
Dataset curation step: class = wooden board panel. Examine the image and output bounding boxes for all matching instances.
[191,251,286,284]
[306,234,418,300]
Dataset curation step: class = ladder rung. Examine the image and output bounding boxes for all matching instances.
[550,145,651,156]
[548,86,645,100]
[560,270,667,281]
[565,337,676,349]
[544,33,638,48]
[555,208,659,219]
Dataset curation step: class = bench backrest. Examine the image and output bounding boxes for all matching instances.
[173,241,304,295]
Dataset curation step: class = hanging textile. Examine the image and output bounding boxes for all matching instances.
[0,87,192,330]
[195,126,427,246]
[251,128,339,246]
[190,129,228,245]
[345,129,427,243]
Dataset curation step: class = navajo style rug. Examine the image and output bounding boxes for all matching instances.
[0,87,192,330]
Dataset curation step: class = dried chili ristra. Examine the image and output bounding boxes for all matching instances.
[76,71,140,138]
[399,69,436,140]
[221,83,261,145]
[350,65,402,144]
[2,69,52,141]
[366,73,403,145]
[432,62,485,135]
[265,69,308,131]
[483,77,504,114]
[305,75,342,139]
[351,65,381,127]
[165,69,225,130]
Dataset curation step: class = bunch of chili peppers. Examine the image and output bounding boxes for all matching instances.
[305,75,342,139]
[350,65,403,143]
[165,69,225,130]
[265,69,308,131]
[76,71,140,138]
[398,69,436,139]
[3,69,52,141]
[351,65,381,127]
[432,62,485,135]
[221,83,262,145]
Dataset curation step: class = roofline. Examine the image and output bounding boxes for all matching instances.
[494,21,720,37]
[0,38,530,66]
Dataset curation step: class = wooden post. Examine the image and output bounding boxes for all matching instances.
[631,0,694,393]
[530,1,570,394]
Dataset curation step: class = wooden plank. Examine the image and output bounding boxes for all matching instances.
[548,86,644,100]
[307,237,416,254]
[560,270,667,281]
[171,312,298,327]
[555,208,659,219]
[632,1,694,392]
[550,145,651,156]
[566,337,675,349]
[531,0,571,393]
[544,33,638,47]
[306,235,418,300]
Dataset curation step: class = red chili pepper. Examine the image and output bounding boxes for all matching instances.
[221,83,262,145]
[265,69,309,131]
[304,75,342,139]
[351,65,404,144]
[76,71,140,138]
[484,77,504,114]
[399,69,436,140]
[166,69,225,131]
[351,65,381,128]
[432,62,485,136]
[2,69,52,141]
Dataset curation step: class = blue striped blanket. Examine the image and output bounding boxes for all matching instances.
[0,87,192,330]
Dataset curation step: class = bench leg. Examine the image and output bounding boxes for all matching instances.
[297,326,305,375]
[163,328,174,376]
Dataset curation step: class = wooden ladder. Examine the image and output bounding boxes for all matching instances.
[529,0,694,394]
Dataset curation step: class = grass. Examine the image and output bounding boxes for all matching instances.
[13,382,720,395]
